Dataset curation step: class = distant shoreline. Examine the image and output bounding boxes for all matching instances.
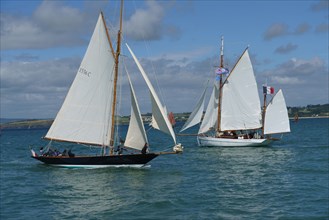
[289,116,329,119]
[1,116,328,131]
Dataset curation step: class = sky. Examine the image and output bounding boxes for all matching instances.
[1,0,328,119]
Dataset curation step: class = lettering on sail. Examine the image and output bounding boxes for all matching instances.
[79,67,91,77]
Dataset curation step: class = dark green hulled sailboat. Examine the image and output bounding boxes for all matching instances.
[31,1,182,168]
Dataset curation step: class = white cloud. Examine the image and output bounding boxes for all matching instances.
[1,52,328,118]
[33,1,85,33]
[274,43,298,54]
[261,57,326,82]
[1,1,90,50]
[311,0,329,12]
[124,1,180,41]
[258,56,328,107]
[0,58,80,118]
[263,23,289,41]
[147,46,213,65]
[293,23,311,35]
[270,76,303,85]
[1,1,181,50]
[263,22,312,41]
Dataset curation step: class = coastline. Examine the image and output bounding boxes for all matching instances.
[289,116,329,119]
[1,115,328,131]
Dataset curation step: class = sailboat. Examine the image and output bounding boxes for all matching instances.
[30,2,182,168]
[180,36,290,147]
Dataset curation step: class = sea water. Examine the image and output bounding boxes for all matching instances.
[1,118,328,219]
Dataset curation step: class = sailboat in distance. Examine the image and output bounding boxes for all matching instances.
[180,36,290,147]
[30,1,182,168]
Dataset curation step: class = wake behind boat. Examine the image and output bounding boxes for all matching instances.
[180,36,290,147]
[30,1,183,168]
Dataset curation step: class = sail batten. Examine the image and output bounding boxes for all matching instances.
[45,14,115,146]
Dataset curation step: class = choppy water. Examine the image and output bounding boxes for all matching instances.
[1,118,328,219]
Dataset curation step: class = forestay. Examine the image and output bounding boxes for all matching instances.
[198,83,219,134]
[180,84,208,132]
[45,14,115,146]
[220,49,262,131]
[264,89,291,135]
[124,73,148,151]
[126,43,177,144]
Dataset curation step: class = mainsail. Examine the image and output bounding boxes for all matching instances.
[180,84,208,132]
[126,43,177,144]
[264,89,291,135]
[124,73,148,151]
[45,14,115,146]
[220,49,262,131]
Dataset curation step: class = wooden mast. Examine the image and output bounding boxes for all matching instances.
[262,89,267,137]
[109,0,124,154]
[217,36,224,132]
[101,12,115,58]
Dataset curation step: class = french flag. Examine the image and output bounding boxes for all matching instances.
[263,86,274,95]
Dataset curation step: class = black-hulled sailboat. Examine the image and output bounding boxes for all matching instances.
[30,1,182,168]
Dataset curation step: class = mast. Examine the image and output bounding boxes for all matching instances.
[109,0,123,154]
[101,12,115,58]
[262,89,267,137]
[217,36,224,132]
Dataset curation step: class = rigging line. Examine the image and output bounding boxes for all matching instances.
[45,140,52,152]
[105,0,120,40]
[145,41,168,109]
[130,0,168,109]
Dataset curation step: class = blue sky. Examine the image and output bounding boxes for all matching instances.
[1,0,328,119]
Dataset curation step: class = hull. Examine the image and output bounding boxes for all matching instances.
[31,153,159,168]
[197,136,272,147]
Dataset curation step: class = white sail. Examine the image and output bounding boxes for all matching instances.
[264,89,290,135]
[150,105,167,130]
[124,73,148,150]
[220,49,262,131]
[45,14,115,146]
[198,83,219,134]
[180,84,207,132]
[126,43,176,144]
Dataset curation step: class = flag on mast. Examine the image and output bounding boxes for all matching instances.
[215,67,229,75]
[263,85,274,95]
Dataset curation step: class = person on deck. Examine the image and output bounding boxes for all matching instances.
[116,144,123,155]
[68,149,75,158]
[116,139,125,155]
[40,147,44,155]
[141,143,149,154]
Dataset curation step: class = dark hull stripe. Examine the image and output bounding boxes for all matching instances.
[32,154,159,166]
